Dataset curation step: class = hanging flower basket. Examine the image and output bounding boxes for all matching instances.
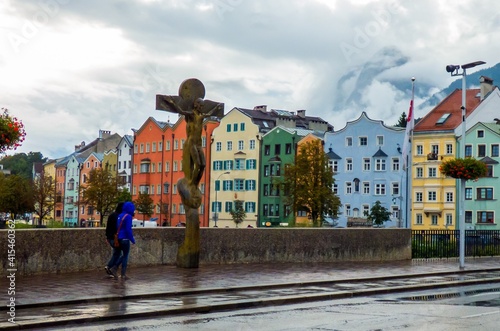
[0,108,26,154]
[439,157,488,180]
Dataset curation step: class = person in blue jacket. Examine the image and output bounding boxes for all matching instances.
[109,201,136,280]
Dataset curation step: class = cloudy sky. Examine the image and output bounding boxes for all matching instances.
[2,0,499,159]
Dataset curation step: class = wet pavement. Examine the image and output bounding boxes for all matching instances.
[2,257,500,307]
[2,258,500,329]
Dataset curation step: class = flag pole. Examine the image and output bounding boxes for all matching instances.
[406,77,415,228]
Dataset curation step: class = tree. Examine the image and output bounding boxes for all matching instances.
[32,172,56,225]
[0,174,33,220]
[80,168,119,226]
[134,192,154,221]
[365,200,392,227]
[395,112,407,128]
[0,152,46,178]
[230,199,246,228]
[116,188,132,203]
[283,139,341,227]
[0,108,26,154]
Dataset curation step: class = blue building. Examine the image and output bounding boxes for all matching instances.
[324,112,407,228]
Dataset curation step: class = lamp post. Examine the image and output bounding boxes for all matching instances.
[446,60,486,269]
[214,171,230,227]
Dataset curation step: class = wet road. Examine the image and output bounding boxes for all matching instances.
[43,282,500,331]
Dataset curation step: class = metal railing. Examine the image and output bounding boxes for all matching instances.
[412,230,500,259]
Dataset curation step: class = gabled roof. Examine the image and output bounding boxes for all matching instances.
[373,148,388,157]
[236,107,333,133]
[326,147,341,160]
[480,156,499,164]
[414,89,481,132]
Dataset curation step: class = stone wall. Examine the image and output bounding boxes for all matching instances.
[1,228,411,275]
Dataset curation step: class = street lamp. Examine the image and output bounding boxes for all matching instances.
[446,60,486,270]
[213,171,230,227]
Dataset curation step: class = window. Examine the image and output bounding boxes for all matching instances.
[173,184,177,194]
[415,192,423,202]
[332,160,338,172]
[416,145,423,155]
[245,159,255,169]
[264,145,270,155]
[465,145,472,157]
[166,140,171,151]
[201,137,206,148]
[240,123,245,131]
[235,159,245,170]
[465,187,472,200]
[416,214,423,225]
[245,202,256,213]
[139,185,149,194]
[333,184,338,194]
[345,182,352,194]
[285,143,292,154]
[487,165,494,177]
[477,188,493,200]
[263,184,269,196]
[152,142,156,152]
[212,201,221,213]
[233,123,238,132]
[377,136,383,146]
[174,140,178,150]
[346,158,353,171]
[431,215,438,225]
[173,161,178,171]
[431,145,439,155]
[416,167,423,178]
[216,142,222,151]
[492,144,499,157]
[181,139,185,150]
[478,145,486,157]
[363,158,370,171]
[359,137,367,146]
[345,204,351,216]
[234,179,244,191]
[264,165,269,177]
[392,182,399,195]
[446,214,453,226]
[163,183,170,194]
[158,162,162,172]
[375,183,386,195]
[428,167,437,178]
[226,124,231,132]
[363,204,370,216]
[346,137,352,146]
[392,158,400,171]
[245,180,256,191]
[165,162,170,172]
[465,211,472,223]
[224,160,233,170]
[200,183,205,194]
[227,141,232,151]
[446,192,453,202]
[375,159,386,171]
[428,191,437,201]
[140,144,144,153]
[477,211,494,224]
[238,140,244,150]
[225,201,232,212]
[477,130,484,138]
[274,144,281,155]
[250,140,256,150]
[263,204,269,216]
[140,162,150,173]
[363,182,370,194]
[222,180,232,191]
[213,161,222,170]
[446,144,453,154]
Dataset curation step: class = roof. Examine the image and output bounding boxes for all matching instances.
[414,89,481,132]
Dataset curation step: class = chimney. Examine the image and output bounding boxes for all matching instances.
[99,130,111,140]
[75,141,85,151]
[253,105,267,112]
[297,109,306,118]
[480,76,493,101]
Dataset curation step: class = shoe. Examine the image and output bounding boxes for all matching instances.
[104,266,112,275]
[109,266,118,279]
[121,275,130,281]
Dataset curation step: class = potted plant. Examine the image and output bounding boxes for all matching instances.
[439,157,488,180]
[0,108,26,154]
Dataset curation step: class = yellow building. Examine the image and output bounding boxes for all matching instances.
[411,81,495,229]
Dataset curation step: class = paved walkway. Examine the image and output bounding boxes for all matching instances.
[2,257,500,307]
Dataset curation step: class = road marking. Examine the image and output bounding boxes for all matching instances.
[462,310,500,319]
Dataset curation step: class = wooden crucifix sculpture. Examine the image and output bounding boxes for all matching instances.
[156,78,224,268]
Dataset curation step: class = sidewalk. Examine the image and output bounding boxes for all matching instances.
[3,257,500,307]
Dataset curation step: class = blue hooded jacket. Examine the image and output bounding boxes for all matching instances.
[117,201,136,244]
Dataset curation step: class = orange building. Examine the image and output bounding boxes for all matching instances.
[132,116,219,227]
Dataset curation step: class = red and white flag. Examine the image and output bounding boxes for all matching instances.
[402,99,414,169]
